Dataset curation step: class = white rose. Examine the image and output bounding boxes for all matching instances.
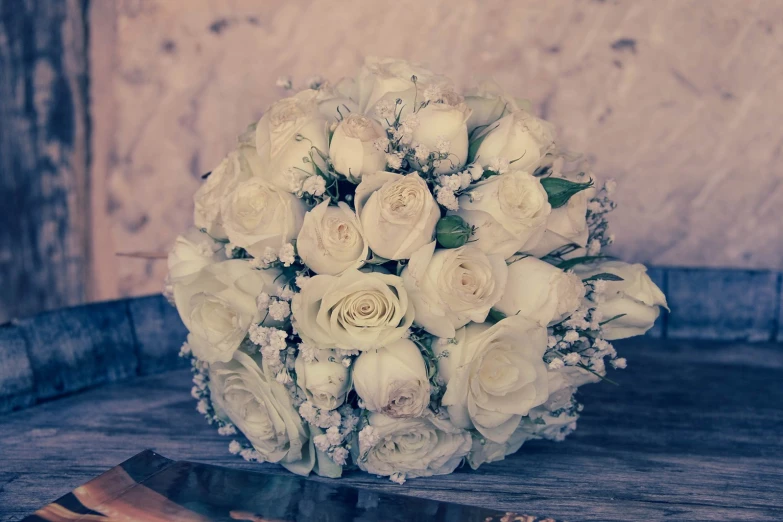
[410,102,471,173]
[454,170,551,258]
[356,57,446,115]
[464,80,532,133]
[210,351,314,475]
[315,81,360,122]
[193,147,258,239]
[355,172,440,260]
[173,260,281,363]
[357,413,471,479]
[328,114,387,180]
[527,168,596,258]
[494,256,585,327]
[220,177,306,258]
[435,316,549,443]
[167,227,226,285]
[402,242,508,337]
[353,339,431,418]
[296,201,368,275]
[255,89,330,191]
[294,349,351,411]
[291,269,414,351]
[578,261,668,340]
[473,110,555,173]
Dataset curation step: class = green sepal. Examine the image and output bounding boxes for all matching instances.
[556,255,611,272]
[466,124,497,163]
[582,272,624,282]
[600,313,627,326]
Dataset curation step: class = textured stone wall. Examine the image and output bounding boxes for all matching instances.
[92,0,783,298]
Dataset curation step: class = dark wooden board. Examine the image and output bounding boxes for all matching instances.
[0,295,186,413]
[1,338,781,521]
[15,300,138,401]
[128,295,189,376]
[0,324,35,412]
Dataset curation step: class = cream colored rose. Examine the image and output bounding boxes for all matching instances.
[578,261,668,340]
[464,80,532,133]
[173,260,281,363]
[294,349,351,411]
[357,412,471,479]
[435,316,549,443]
[454,170,551,258]
[329,114,387,180]
[473,110,555,173]
[255,89,330,191]
[528,169,596,258]
[315,81,360,122]
[167,227,226,285]
[356,57,445,114]
[353,339,430,418]
[291,269,415,351]
[210,351,314,476]
[410,102,471,173]
[402,242,508,337]
[193,147,258,239]
[494,256,585,327]
[220,177,306,258]
[355,171,440,260]
[297,201,367,275]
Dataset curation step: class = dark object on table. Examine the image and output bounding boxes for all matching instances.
[22,450,556,522]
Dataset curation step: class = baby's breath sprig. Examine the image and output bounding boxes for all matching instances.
[586,179,617,254]
[408,326,450,413]
[544,279,626,387]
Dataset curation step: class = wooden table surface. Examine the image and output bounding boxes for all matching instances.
[1,338,781,522]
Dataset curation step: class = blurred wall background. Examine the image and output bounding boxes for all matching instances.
[2,0,782,322]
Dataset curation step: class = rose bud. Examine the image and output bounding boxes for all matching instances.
[436,215,472,249]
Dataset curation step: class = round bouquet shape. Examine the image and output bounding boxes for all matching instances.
[168,57,668,483]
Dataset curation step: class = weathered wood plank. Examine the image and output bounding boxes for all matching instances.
[128,294,188,376]
[14,300,138,401]
[1,338,781,521]
[0,323,34,412]
[0,0,91,324]
[667,268,780,342]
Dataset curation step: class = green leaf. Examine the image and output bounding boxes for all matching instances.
[556,255,611,272]
[540,177,594,209]
[467,124,497,163]
[487,309,507,323]
[583,272,624,282]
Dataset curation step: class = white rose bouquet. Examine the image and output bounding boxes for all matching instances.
[168,57,667,483]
